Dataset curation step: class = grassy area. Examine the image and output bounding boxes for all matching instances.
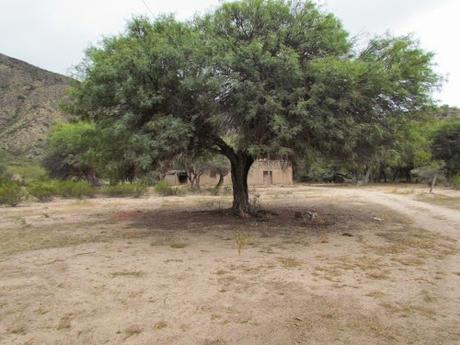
[416,193,460,211]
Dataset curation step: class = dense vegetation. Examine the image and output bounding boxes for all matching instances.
[296,107,460,185]
[1,0,459,209]
[65,0,440,215]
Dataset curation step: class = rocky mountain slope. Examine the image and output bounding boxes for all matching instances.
[0,53,73,158]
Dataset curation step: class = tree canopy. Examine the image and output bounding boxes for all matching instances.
[431,118,460,177]
[69,0,440,215]
[43,122,98,183]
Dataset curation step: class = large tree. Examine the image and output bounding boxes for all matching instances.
[69,0,439,215]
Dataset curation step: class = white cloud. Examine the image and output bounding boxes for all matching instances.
[0,0,457,105]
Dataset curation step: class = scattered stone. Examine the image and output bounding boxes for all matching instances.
[10,174,24,185]
[372,216,384,222]
[296,210,319,223]
[319,233,329,243]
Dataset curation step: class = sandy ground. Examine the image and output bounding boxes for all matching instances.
[0,184,459,345]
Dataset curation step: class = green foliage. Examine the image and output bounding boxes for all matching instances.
[56,181,95,199]
[154,180,177,196]
[8,164,47,182]
[431,118,460,177]
[0,182,26,207]
[28,179,148,201]
[452,175,460,190]
[43,122,98,182]
[67,1,440,210]
[411,161,445,184]
[101,183,147,198]
[27,180,59,202]
[0,151,8,180]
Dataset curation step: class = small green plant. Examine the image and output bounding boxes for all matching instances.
[209,187,221,196]
[234,231,248,255]
[101,183,147,198]
[170,242,188,249]
[153,321,167,330]
[154,180,177,196]
[57,181,95,199]
[0,182,26,207]
[27,180,59,201]
[452,175,460,190]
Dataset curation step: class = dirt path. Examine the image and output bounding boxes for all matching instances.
[308,186,460,240]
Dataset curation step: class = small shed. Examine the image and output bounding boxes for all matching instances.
[164,159,293,187]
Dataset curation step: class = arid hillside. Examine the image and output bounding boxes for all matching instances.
[0,53,73,158]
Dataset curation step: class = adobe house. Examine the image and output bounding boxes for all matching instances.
[164,159,293,187]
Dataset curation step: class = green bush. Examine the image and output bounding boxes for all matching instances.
[7,164,47,183]
[0,182,26,207]
[101,183,147,198]
[154,180,177,196]
[452,175,460,190]
[27,180,59,202]
[57,181,95,199]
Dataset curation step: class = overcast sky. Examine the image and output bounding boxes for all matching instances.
[0,0,458,106]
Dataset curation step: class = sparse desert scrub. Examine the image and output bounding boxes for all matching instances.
[27,179,59,201]
[154,180,182,196]
[101,183,147,198]
[0,181,26,206]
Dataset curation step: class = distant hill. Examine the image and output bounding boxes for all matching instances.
[0,53,73,159]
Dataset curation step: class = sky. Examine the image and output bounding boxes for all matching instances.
[0,0,458,106]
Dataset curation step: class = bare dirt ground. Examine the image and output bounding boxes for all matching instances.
[0,184,459,345]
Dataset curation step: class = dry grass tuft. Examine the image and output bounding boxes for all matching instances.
[416,194,460,211]
[319,233,329,243]
[170,242,188,249]
[124,325,143,338]
[153,321,168,330]
[278,256,303,269]
[7,323,27,335]
[315,255,390,281]
[234,231,248,255]
[381,302,437,320]
[111,271,144,278]
[365,291,386,299]
[57,314,73,330]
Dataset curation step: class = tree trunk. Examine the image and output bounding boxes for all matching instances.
[363,166,372,185]
[230,153,254,216]
[196,174,201,189]
[405,168,412,182]
[430,174,437,193]
[392,168,399,182]
[188,170,199,189]
[215,173,224,189]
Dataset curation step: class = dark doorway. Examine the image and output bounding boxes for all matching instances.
[263,171,273,185]
[178,172,188,184]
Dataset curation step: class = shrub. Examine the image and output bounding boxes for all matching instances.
[27,180,59,202]
[452,175,460,190]
[57,181,95,199]
[101,183,147,198]
[154,180,177,196]
[0,182,26,207]
[8,164,47,183]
